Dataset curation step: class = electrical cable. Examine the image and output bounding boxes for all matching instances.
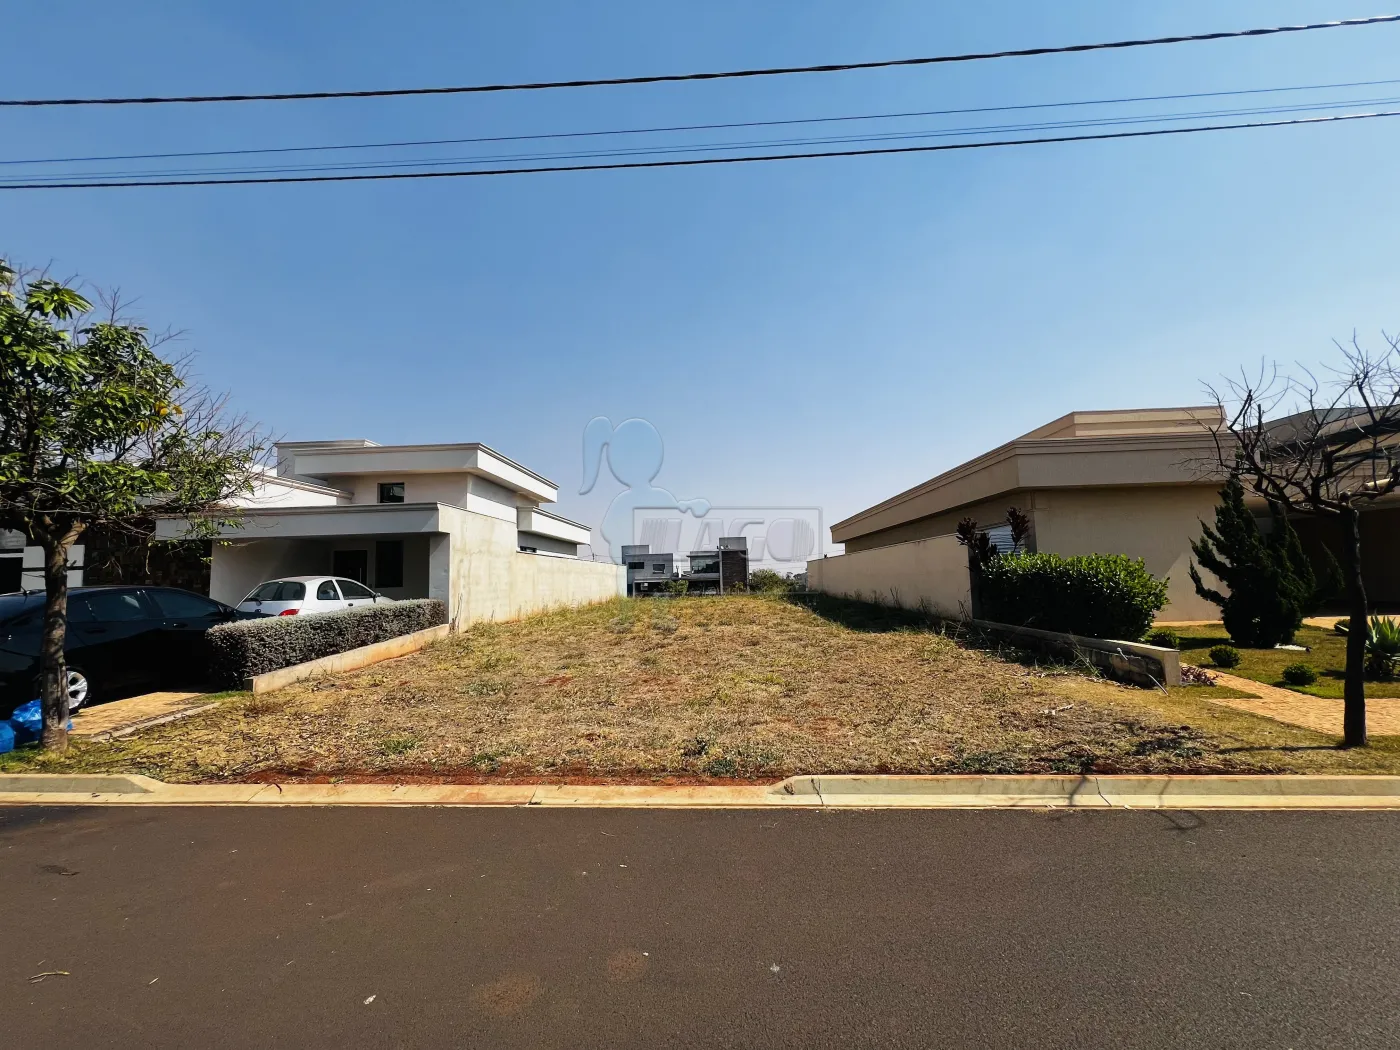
[7,94,1396,183]
[7,75,1400,168]
[1,109,1393,189]
[3,14,1397,107]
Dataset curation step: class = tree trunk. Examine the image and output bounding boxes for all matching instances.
[1340,504,1368,748]
[38,528,80,753]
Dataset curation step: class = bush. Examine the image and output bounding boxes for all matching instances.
[748,569,798,594]
[1209,645,1241,669]
[977,552,1169,641]
[208,599,447,687]
[1281,662,1318,686]
[1144,628,1180,649]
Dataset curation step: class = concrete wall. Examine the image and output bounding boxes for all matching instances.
[807,533,971,618]
[210,539,330,605]
[338,472,472,508]
[209,507,622,621]
[432,505,624,626]
[1030,486,1222,621]
[519,533,582,558]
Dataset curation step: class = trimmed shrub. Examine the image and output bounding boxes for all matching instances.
[1144,628,1180,650]
[977,552,1169,641]
[208,599,447,687]
[1281,662,1318,686]
[1208,645,1241,669]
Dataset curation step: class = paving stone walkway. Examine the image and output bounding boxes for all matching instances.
[71,691,216,741]
[1198,669,1400,737]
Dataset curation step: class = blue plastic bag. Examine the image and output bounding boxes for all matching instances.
[0,720,14,755]
[8,700,74,746]
[10,700,43,745]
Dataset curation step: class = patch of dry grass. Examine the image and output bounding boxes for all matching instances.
[17,594,1400,783]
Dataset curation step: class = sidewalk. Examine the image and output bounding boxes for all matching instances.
[70,691,217,741]
[1202,670,1400,736]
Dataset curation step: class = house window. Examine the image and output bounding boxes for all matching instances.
[378,482,405,504]
[652,563,666,573]
[375,540,404,589]
[627,561,645,570]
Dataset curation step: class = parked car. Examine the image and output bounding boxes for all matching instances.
[235,576,394,617]
[0,586,243,717]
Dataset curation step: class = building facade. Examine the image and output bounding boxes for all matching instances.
[156,438,624,626]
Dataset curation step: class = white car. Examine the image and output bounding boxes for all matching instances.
[236,576,394,617]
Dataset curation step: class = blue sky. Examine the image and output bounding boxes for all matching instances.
[4,2,1399,553]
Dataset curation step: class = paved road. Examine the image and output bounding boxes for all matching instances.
[4,806,1400,1049]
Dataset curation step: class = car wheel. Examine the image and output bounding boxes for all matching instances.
[66,668,91,712]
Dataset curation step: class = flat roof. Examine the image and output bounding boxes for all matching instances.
[832,405,1227,545]
[274,440,557,489]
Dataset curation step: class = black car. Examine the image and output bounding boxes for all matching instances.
[0,586,243,717]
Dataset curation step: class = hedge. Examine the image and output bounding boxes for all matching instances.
[208,599,447,687]
[977,552,1168,641]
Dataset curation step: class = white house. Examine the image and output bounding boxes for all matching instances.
[157,438,624,626]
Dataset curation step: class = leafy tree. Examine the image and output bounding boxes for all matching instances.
[0,259,264,751]
[748,569,797,593]
[1188,476,1329,647]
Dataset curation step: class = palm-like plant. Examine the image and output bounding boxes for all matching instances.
[1335,616,1400,679]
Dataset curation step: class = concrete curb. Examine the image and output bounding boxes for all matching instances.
[4,773,1400,809]
[244,623,452,694]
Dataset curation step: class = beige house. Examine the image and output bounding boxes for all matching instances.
[812,404,1400,623]
[157,437,624,626]
[812,407,1231,621]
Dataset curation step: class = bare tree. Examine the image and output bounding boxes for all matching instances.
[1207,334,1400,747]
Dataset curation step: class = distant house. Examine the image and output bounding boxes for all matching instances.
[811,406,1400,621]
[622,537,750,595]
[683,537,749,594]
[156,437,624,625]
[622,545,676,595]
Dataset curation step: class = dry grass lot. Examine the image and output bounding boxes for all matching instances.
[9,595,1400,781]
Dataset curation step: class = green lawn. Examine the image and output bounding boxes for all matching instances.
[1179,624,1400,699]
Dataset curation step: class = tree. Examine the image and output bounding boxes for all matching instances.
[748,569,798,593]
[1206,336,1400,747]
[0,259,264,751]
[1188,475,1330,647]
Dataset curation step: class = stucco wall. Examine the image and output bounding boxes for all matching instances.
[842,491,1036,553]
[1030,486,1222,621]
[806,534,971,618]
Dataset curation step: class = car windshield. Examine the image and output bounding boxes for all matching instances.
[0,593,42,625]
[245,581,306,602]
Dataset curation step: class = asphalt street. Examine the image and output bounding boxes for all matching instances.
[3,805,1399,1049]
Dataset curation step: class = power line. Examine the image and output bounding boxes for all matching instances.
[9,95,1397,183]
[2,109,1394,189]
[4,14,1398,108]
[8,75,1400,168]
